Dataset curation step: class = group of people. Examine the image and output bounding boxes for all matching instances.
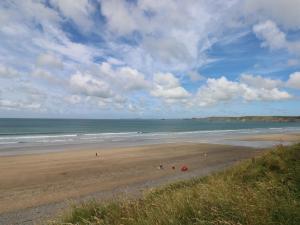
[95,152,188,172]
[159,164,188,172]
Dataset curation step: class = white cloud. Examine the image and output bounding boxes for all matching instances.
[194,76,291,107]
[49,0,94,31]
[36,53,63,69]
[0,1,299,116]
[33,26,99,65]
[153,72,180,89]
[100,0,137,35]
[0,0,100,86]
[100,0,230,71]
[151,72,190,100]
[240,74,282,89]
[142,36,196,71]
[97,62,149,92]
[253,20,287,50]
[0,83,51,112]
[253,20,300,55]
[0,99,41,111]
[127,103,140,112]
[86,95,127,110]
[2,0,60,28]
[242,86,291,101]
[117,67,149,91]
[286,72,300,89]
[195,76,243,106]
[67,62,149,109]
[244,0,300,29]
[70,72,113,98]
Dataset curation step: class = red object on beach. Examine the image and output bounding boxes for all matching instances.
[181,165,188,172]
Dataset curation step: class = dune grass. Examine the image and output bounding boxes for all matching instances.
[52,144,300,225]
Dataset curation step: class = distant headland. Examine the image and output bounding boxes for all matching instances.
[190,116,300,122]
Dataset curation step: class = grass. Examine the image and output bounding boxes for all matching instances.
[51,144,300,225]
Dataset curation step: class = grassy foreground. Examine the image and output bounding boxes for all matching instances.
[52,144,300,225]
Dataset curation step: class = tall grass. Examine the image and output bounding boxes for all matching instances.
[52,144,300,225]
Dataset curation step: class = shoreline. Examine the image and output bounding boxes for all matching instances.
[0,142,265,225]
[1,130,300,156]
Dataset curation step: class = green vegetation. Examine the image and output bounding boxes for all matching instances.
[52,144,300,225]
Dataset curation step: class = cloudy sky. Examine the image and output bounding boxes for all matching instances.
[0,0,300,118]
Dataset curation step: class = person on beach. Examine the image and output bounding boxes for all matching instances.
[181,165,188,172]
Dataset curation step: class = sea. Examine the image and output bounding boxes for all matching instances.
[1,118,300,155]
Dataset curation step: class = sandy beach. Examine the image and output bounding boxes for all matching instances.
[237,133,300,142]
[0,142,266,225]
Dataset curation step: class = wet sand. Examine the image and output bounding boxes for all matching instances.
[0,143,265,224]
[237,132,300,142]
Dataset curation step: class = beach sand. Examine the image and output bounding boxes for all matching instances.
[237,133,300,142]
[0,143,264,224]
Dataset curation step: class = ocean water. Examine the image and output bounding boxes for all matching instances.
[1,118,300,155]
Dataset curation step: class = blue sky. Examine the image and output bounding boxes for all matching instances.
[0,0,300,118]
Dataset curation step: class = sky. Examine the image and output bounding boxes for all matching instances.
[0,0,300,119]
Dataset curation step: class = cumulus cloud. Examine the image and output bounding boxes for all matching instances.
[195,77,243,106]
[243,86,291,101]
[240,74,283,89]
[253,20,287,50]
[70,72,113,98]
[253,20,300,55]
[97,62,149,92]
[286,72,300,89]
[69,62,149,107]
[151,72,190,101]
[194,76,291,107]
